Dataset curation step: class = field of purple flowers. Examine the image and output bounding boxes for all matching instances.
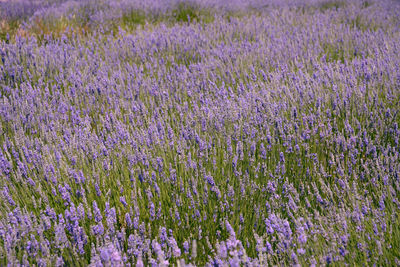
[1,0,400,266]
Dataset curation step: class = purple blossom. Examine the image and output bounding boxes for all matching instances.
[0,1,399,265]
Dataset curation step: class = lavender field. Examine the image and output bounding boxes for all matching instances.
[1,0,400,266]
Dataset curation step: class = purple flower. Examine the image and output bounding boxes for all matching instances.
[92,201,102,223]
[100,248,110,262]
[218,241,227,259]
[205,175,215,186]
[92,222,104,236]
[120,196,128,207]
[125,213,132,227]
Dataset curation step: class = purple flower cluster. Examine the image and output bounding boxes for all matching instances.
[0,0,400,265]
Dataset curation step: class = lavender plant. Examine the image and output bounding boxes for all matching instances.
[0,0,400,266]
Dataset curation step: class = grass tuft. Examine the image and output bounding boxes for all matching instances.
[319,1,346,12]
